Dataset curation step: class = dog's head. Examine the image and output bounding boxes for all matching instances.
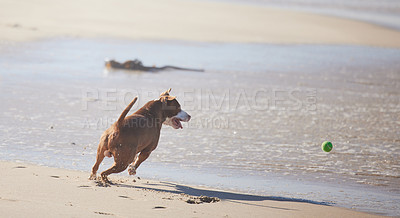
[160,88,191,129]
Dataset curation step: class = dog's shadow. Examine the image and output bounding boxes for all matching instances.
[108,180,331,209]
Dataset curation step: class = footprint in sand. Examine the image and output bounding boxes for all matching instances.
[0,197,18,202]
[94,211,114,216]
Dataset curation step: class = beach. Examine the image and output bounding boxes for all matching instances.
[1,0,399,217]
[0,161,383,218]
[1,0,400,47]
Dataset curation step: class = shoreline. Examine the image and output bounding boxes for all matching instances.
[0,161,385,217]
[220,0,400,31]
[1,0,400,47]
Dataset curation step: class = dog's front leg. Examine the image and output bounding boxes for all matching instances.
[128,150,152,175]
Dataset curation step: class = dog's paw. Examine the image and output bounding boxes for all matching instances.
[128,165,136,176]
[89,173,97,180]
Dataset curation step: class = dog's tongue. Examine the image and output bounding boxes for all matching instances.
[172,117,183,129]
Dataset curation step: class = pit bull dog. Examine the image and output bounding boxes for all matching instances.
[89,89,191,182]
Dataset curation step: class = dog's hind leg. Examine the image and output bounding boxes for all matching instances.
[100,162,129,183]
[100,146,136,182]
[89,134,108,180]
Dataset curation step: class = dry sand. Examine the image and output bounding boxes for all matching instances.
[0,161,384,218]
[1,0,400,47]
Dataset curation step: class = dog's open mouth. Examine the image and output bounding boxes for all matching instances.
[164,116,188,129]
[163,110,191,129]
[171,117,183,129]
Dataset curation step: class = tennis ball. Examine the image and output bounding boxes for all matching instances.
[321,141,333,152]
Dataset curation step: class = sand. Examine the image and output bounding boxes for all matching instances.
[0,161,384,218]
[1,0,400,47]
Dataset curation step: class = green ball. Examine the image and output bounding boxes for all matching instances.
[321,141,333,152]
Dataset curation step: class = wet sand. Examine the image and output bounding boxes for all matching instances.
[1,0,400,47]
[0,161,383,218]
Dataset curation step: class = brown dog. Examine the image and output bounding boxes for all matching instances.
[89,89,191,182]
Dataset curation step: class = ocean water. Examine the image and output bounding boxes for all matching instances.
[0,39,399,216]
[212,0,400,30]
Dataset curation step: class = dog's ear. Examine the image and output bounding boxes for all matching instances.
[160,95,176,104]
[160,88,172,97]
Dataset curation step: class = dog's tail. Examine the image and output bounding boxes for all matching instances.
[116,96,138,128]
